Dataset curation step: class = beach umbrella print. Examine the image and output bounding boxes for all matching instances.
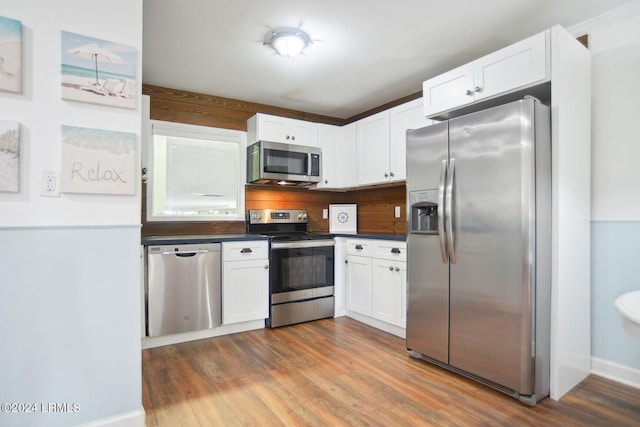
[66,43,123,85]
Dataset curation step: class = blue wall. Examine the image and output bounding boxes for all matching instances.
[591,221,640,368]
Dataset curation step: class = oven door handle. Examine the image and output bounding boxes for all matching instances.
[271,240,335,249]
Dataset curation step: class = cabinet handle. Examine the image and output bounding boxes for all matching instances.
[240,248,253,253]
[264,265,269,269]
[291,135,295,141]
[286,135,290,140]
[388,266,393,271]
[384,172,389,178]
[325,179,328,184]
[345,260,348,264]
[395,267,400,272]
[390,172,394,177]
[391,248,401,254]
[474,86,482,93]
[466,89,474,96]
[355,244,363,250]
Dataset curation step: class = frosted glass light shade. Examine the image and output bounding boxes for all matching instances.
[266,29,312,58]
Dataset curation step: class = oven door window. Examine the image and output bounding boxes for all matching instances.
[271,246,334,293]
[264,148,308,176]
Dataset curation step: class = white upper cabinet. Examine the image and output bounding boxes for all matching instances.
[340,122,358,188]
[317,124,340,189]
[247,113,319,147]
[357,110,390,186]
[389,98,433,182]
[423,63,476,116]
[423,30,550,118]
[318,123,357,189]
[357,98,432,186]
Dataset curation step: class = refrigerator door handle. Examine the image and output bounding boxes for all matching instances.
[438,159,448,263]
[446,158,456,264]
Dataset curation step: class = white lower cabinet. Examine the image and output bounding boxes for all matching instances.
[222,241,269,325]
[372,259,407,328]
[345,254,373,317]
[345,239,407,329]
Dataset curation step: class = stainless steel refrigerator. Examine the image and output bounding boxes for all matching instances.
[406,97,551,405]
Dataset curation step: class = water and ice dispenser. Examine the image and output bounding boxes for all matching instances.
[409,189,439,233]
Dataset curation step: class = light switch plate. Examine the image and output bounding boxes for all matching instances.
[323,208,328,219]
[394,206,401,218]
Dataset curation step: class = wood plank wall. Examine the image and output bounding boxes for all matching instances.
[141,182,406,237]
[141,85,409,238]
[143,84,344,131]
[245,184,406,235]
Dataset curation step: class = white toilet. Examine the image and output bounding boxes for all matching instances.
[615,291,640,341]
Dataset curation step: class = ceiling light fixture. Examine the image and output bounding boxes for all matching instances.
[264,28,312,58]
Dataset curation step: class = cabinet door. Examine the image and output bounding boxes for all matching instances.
[250,114,318,147]
[222,258,269,325]
[345,255,372,316]
[389,98,432,182]
[286,119,318,147]
[423,63,474,117]
[372,259,406,327]
[317,124,340,188]
[372,258,397,325]
[357,111,390,186]
[339,122,357,188]
[474,30,549,101]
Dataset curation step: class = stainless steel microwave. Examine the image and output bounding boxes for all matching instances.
[247,140,321,187]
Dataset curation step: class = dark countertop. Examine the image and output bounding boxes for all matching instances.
[142,233,406,245]
[141,234,269,246]
[331,233,407,242]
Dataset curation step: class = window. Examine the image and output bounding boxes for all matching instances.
[147,121,245,221]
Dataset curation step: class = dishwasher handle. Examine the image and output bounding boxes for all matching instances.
[161,249,211,256]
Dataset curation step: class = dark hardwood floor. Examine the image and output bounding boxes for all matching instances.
[142,317,640,426]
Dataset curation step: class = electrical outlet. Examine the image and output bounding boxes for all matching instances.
[40,170,60,197]
[394,206,401,218]
[323,208,328,219]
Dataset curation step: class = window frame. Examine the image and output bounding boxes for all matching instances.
[146,120,246,222]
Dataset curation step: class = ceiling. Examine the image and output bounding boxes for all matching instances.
[143,0,631,120]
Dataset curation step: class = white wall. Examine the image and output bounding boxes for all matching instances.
[571,0,640,387]
[588,3,640,222]
[0,1,144,426]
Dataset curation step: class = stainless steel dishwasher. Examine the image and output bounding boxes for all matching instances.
[146,243,221,337]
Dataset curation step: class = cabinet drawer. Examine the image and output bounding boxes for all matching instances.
[373,241,407,262]
[346,239,372,256]
[222,241,268,261]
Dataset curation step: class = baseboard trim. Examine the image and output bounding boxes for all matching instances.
[343,311,406,339]
[78,408,145,427]
[591,357,640,390]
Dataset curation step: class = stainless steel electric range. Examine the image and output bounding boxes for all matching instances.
[247,209,335,328]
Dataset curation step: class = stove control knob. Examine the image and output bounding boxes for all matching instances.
[300,213,308,221]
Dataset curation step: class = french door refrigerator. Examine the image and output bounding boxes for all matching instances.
[406,97,551,405]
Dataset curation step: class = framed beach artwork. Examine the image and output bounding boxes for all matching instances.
[60,125,137,195]
[61,31,137,109]
[0,16,22,93]
[0,120,20,192]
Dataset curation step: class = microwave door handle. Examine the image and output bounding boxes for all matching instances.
[307,153,312,176]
